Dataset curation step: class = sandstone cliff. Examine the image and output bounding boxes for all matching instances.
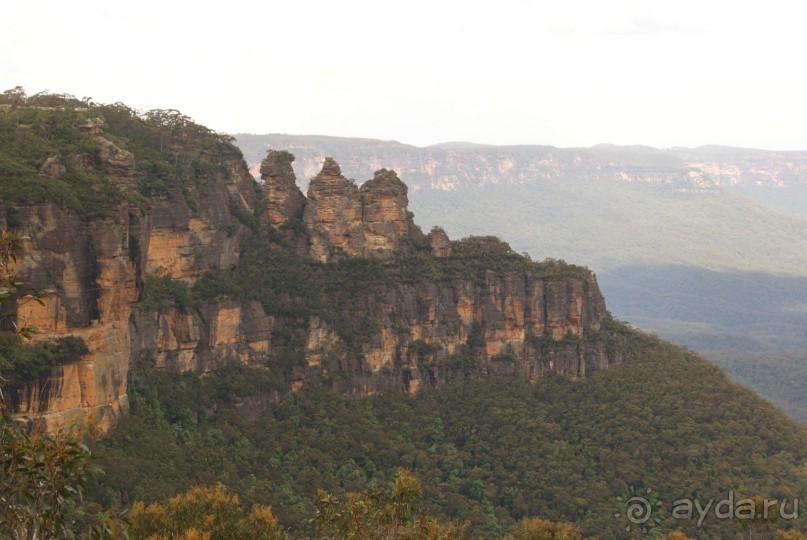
[2,108,257,433]
[2,103,621,435]
[302,158,417,262]
[260,150,305,227]
[237,134,807,192]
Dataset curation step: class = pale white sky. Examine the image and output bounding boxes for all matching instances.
[2,0,806,149]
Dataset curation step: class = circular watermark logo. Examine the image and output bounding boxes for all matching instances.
[615,486,663,533]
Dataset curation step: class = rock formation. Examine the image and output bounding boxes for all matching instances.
[303,159,418,262]
[260,150,306,226]
[427,227,452,257]
[3,117,257,433]
[2,116,620,434]
[80,118,135,185]
[359,168,411,258]
[303,158,364,262]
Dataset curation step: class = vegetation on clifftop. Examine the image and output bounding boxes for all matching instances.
[188,231,591,352]
[0,87,242,219]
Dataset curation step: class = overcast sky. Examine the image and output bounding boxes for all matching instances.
[2,0,805,149]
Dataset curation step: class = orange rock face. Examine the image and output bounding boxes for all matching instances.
[3,122,257,434]
[8,204,136,434]
[3,142,617,432]
[260,150,306,226]
[303,159,417,262]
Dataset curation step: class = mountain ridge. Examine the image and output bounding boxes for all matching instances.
[0,94,618,434]
[235,133,807,192]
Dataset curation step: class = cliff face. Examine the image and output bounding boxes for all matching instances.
[9,203,135,433]
[3,115,257,433]
[237,134,807,193]
[315,267,614,397]
[124,159,616,401]
[303,158,364,262]
[301,157,418,262]
[123,242,613,398]
[4,121,618,434]
[260,150,305,227]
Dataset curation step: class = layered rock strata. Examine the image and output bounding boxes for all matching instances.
[3,118,256,433]
[5,145,618,433]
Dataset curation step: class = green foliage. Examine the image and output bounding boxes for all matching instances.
[140,276,196,313]
[193,238,386,349]
[313,469,469,539]
[97,104,240,201]
[396,236,587,285]
[0,416,93,539]
[0,336,88,383]
[409,340,443,357]
[0,89,243,219]
[128,484,283,540]
[0,97,119,220]
[505,517,584,539]
[87,330,807,539]
[228,195,258,232]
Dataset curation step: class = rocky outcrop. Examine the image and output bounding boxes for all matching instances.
[37,156,66,178]
[80,119,135,186]
[3,127,257,433]
[303,159,419,261]
[3,119,622,435]
[260,150,306,226]
[130,299,274,373]
[303,158,364,262]
[427,227,452,257]
[288,265,614,397]
[125,256,613,399]
[7,204,136,434]
[359,169,411,257]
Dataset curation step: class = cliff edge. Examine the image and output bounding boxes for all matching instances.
[0,94,620,434]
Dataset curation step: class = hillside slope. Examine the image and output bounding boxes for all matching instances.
[91,332,807,538]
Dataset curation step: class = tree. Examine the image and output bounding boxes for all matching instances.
[1,86,27,106]
[0,228,99,538]
[659,532,695,540]
[0,419,93,538]
[505,517,584,540]
[128,485,284,540]
[776,531,807,540]
[312,469,469,539]
[736,495,780,540]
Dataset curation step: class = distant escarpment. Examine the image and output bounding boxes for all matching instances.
[1,93,619,434]
[236,134,807,192]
